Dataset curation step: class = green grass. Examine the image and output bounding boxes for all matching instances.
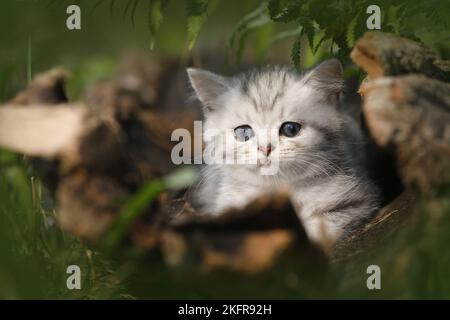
[0,150,125,299]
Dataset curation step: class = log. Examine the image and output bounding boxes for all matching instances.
[0,105,86,158]
[0,66,185,240]
[360,75,450,193]
[352,32,450,194]
[161,194,326,273]
[335,32,450,266]
[332,189,415,263]
[351,31,450,81]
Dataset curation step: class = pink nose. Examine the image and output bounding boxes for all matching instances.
[258,144,272,156]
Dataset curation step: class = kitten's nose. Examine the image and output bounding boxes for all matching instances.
[258,144,272,156]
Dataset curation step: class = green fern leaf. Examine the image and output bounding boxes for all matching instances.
[235,14,271,63]
[291,31,302,71]
[268,0,302,23]
[298,16,315,52]
[228,2,267,51]
[346,13,358,49]
[186,0,210,50]
[313,33,327,54]
[227,2,269,64]
[148,0,168,49]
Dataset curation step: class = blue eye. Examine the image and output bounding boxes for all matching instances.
[280,122,301,137]
[234,125,254,142]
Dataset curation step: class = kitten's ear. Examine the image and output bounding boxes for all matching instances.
[302,59,343,103]
[187,68,230,112]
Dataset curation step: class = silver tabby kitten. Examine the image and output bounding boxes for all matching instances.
[187,59,380,248]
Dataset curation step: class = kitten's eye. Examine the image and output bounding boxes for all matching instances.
[280,122,301,137]
[234,125,254,142]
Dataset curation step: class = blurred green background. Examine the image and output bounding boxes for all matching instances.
[1,0,450,299]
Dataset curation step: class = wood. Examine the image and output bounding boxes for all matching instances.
[335,31,450,266]
[0,105,85,158]
[351,31,450,81]
[161,194,326,273]
[360,75,450,192]
[352,32,450,194]
[0,66,181,240]
[332,189,416,263]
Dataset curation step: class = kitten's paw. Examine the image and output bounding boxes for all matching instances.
[302,216,342,253]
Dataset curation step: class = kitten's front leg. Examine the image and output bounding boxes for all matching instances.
[299,212,348,249]
[302,205,378,254]
[213,179,267,214]
[292,179,378,250]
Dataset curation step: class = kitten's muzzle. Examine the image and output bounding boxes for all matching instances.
[258,143,273,156]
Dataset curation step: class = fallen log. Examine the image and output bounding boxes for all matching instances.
[351,31,450,194]
[0,65,186,240]
[161,193,326,273]
[335,31,450,264]
[351,31,450,81]
[360,75,450,193]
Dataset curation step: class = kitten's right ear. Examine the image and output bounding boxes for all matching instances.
[187,68,230,112]
[300,59,343,105]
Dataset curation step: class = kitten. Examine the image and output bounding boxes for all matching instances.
[187,59,380,248]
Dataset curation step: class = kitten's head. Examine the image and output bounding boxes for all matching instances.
[187,59,344,180]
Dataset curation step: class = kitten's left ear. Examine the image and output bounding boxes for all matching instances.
[187,68,230,112]
[302,58,343,103]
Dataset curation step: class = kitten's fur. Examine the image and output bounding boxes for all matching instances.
[187,59,380,247]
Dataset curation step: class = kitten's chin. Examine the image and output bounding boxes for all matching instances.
[257,158,271,167]
[224,161,281,178]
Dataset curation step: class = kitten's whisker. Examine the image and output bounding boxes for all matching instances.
[294,152,347,175]
[289,160,324,178]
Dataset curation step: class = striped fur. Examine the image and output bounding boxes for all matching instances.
[187,59,380,247]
